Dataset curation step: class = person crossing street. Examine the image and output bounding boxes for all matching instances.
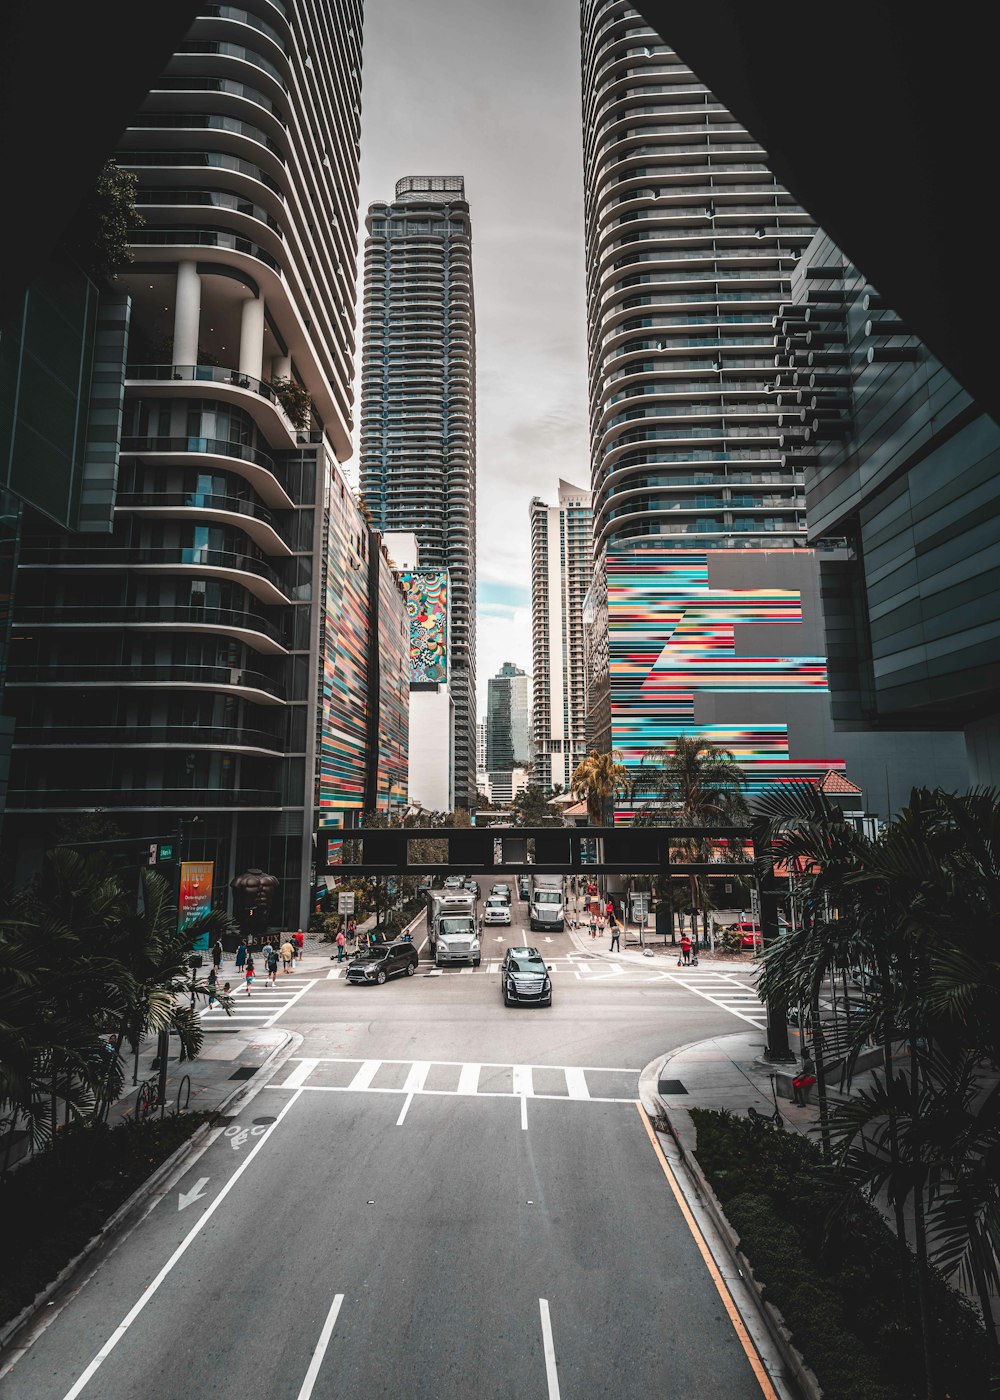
[609,918,620,952]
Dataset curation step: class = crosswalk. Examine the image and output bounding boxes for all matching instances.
[277,1055,641,1105]
[200,977,317,1033]
[659,970,767,1028]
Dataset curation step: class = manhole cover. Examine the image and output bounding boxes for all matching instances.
[228,1066,258,1081]
[658,1078,687,1095]
[252,1115,276,1125]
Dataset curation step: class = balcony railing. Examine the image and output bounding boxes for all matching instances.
[4,787,284,810]
[6,663,285,698]
[121,433,280,476]
[14,604,285,647]
[17,545,286,593]
[126,364,294,421]
[12,724,285,751]
[116,490,276,526]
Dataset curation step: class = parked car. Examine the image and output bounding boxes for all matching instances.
[347,940,419,985]
[517,875,530,901]
[731,921,762,948]
[490,882,511,904]
[484,896,512,925]
[500,946,553,1007]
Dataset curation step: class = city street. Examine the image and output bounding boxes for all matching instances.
[4,892,773,1400]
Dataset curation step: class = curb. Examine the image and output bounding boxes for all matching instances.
[0,1029,296,1362]
[641,1050,823,1400]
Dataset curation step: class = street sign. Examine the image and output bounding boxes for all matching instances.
[148,843,157,866]
[750,886,761,926]
[338,891,355,914]
[630,893,650,917]
[158,843,175,862]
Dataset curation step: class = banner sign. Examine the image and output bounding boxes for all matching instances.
[179,860,215,950]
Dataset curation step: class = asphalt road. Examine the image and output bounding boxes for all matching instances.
[4,886,771,1400]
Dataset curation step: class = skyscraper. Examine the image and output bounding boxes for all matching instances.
[581,2,815,556]
[3,0,366,927]
[530,480,593,793]
[485,663,531,773]
[359,176,477,809]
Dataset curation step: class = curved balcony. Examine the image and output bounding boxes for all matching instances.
[115,492,291,556]
[18,543,290,604]
[125,364,299,447]
[129,227,282,274]
[12,724,285,755]
[3,787,284,812]
[119,434,292,508]
[13,604,288,655]
[5,662,286,705]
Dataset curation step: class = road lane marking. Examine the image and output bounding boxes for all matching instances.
[326,967,342,979]
[539,1299,561,1400]
[565,1067,590,1100]
[296,1292,344,1400]
[282,1058,319,1089]
[521,1095,528,1130]
[61,1089,304,1400]
[396,1093,414,1126]
[177,1177,209,1211]
[348,1059,381,1091]
[636,1104,780,1400]
[458,1062,480,1095]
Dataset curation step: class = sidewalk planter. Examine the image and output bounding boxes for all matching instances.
[683,1109,990,1400]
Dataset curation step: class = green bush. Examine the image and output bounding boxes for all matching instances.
[0,1114,210,1328]
[691,1109,990,1400]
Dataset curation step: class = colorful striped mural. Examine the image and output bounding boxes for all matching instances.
[317,471,370,827]
[605,550,845,802]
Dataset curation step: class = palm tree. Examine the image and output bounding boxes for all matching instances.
[570,749,630,825]
[644,736,749,941]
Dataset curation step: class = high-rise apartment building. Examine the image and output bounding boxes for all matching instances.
[3,0,367,928]
[581,1,815,557]
[530,480,593,793]
[359,176,477,810]
[485,663,531,773]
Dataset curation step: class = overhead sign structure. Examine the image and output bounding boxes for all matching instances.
[179,861,215,950]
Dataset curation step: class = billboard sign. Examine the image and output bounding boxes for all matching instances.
[400,570,449,683]
[179,861,215,950]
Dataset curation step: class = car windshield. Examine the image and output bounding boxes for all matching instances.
[508,957,546,975]
[355,948,387,962]
[534,891,562,904]
[486,898,505,908]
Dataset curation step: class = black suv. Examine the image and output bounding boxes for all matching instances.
[347,940,419,985]
[499,946,553,1007]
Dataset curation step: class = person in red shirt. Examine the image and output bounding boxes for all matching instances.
[680,933,692,966]
[293,930,304,963]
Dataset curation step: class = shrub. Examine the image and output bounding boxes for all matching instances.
[690,1109,990,1400]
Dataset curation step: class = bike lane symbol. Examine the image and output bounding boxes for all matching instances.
[223,1115,277,1152]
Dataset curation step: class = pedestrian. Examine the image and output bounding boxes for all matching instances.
[336,927,345,962]
[212,938,223,973]
[266,945,279,986]
[347,917,357,947]
[245,955,255,996]
[280,938,294,974]
[589,910,598,938]
[605,898,615,926]
[680,933,692,965]
[260,939,272,969]
[221,981,230,1001]
[793,1052,817,1107]
[207,965,218,1008]
[235,941,247,973]
[609,919,621,952]
[597,912,607,937]
[294,929,305,963]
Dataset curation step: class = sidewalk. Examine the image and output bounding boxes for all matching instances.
[566,917,756,974]
[105,940,334,1127]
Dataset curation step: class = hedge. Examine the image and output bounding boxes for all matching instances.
[691,1109,990,1400]
[0,1114,210,1329]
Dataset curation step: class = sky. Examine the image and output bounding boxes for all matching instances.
[347,0,590,714]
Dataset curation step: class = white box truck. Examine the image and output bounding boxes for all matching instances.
[528,874,565,932]
[426,890,481,967]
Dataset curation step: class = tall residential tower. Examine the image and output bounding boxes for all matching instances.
[529,480,593,794]
[359,176,477,809]
[581,1,814,556]
[3,0,367,927]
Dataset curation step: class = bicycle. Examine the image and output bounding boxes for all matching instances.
[747,1073,783,1129]
[135,1076,163,1121]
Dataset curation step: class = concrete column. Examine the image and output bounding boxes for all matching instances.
[271,353,291,381]
[239,296,265,380]
[173,261,201,367]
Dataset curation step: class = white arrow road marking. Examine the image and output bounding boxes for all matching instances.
[178,1177,209,1211]
[543,936,553,943]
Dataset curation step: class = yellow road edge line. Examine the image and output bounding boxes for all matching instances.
[635,1101,780,1400]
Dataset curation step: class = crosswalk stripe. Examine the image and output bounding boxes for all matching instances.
[349,1060,381,1092]
[565,1067,590,1101]
[403,1061,430,1093]
[282,1058,318,1089]
[458,1063,480,1095]
[512,1064,533,1098]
